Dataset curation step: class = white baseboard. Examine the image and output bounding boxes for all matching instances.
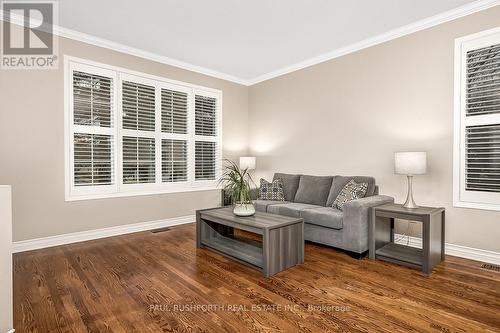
[12,222,499,266]
[12,215,195,253]
[394,234,500,265]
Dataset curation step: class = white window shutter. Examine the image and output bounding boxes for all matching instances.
[162,139,188,182]
[162,88,188,134]
[466,44,500,116]
[122,81,155,131]
[455,29,500,210]
[195,95,217,136]
[72,69,115,187]
[194,93,219,181]
[122,136,156,184]
[464,43,500,194]
[74,134,113,186]
[73,71,113,127]
[195,141,216,180]
[66,58,222,200]
[465,124,500,193]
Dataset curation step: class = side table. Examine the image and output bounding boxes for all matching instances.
[369,203,445,274]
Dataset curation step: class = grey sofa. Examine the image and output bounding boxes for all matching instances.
[253,173,394,255]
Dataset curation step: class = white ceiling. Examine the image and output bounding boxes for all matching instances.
[59,0,479,83]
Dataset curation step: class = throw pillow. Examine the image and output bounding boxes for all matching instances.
[333,179,368,210]
[259,178,285,201]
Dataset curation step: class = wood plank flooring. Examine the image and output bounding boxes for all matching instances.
[13,223,500,332]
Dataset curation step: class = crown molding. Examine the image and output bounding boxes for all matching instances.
[247,0,500,85]
[54,26,250,85]
[0,10,249,85]
[2,0,500,86]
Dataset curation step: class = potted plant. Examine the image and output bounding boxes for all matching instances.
[219,159,255,216]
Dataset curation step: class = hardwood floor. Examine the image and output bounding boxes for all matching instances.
[14,223,500,332]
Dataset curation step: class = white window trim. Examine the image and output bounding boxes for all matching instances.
[64,56,223,201]
[453,27,500,212]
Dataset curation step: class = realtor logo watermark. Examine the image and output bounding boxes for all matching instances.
[1,1,58,69]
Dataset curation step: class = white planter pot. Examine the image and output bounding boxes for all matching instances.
[233,203,256,217]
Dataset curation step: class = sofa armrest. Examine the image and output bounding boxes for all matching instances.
[342,195,394,253]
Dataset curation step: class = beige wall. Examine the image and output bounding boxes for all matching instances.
[1,8,500,252]
[248,7,500,252]
[0,35,249,242]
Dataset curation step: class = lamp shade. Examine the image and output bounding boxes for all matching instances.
[239,156,256,170]
[394,152,427,175]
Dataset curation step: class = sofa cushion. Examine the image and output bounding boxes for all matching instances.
[301,207,343,230]
[267,202,322,218]
[332,180,368,210]
[273,173,301,201]
[259,178,285,201]
[326,176,376,207]
[293,175,333,206]
[253,199,289,213]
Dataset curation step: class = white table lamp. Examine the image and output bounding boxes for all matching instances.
[239,156,256,171]
[394,152,427,208]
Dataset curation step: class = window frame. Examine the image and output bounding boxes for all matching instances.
[193,89,222,186]
[64,56,223,201]
[453,27,500,211]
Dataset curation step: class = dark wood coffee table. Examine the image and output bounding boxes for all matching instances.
[196,207,304,277]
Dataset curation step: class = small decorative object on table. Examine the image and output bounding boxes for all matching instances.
[219,159,255,216]
[394,152,427,208]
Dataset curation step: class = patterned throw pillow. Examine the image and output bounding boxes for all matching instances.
[259,178,285,201]
[333,179,368,210]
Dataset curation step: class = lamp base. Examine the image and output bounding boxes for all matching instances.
[402,175,418,209]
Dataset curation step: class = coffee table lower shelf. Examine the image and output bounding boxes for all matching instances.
[375,243,423,269]
[202,235,263,269]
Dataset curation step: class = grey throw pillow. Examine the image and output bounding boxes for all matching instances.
[259,178,285,201]
[333,179,368,210]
